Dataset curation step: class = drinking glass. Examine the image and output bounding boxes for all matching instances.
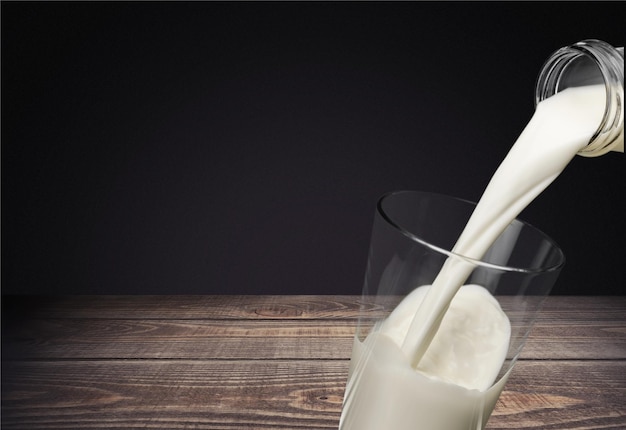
[339,191,565,430]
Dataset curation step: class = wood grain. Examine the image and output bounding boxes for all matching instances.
[2,295,626,429]
[2,360,625,429]
[3,317,626,360]
[2,295,374,319]
[6,295,624,320]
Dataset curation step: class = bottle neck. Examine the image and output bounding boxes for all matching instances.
[535,39,624,157]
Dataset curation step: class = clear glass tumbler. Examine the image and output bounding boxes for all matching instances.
[339,191,565,430]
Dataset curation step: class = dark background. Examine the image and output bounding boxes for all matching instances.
[2,2,623,295]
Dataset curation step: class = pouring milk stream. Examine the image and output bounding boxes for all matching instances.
[340,40,623,430]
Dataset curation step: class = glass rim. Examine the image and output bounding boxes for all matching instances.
[377,190,566,274]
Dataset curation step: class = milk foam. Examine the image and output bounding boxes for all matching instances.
[382,284,510,391]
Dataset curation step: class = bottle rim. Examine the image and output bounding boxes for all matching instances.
[535,39,624,157]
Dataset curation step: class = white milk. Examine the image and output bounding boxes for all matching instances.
[341,285,512,430]
[340,84,607,430]
[402,84,606,366]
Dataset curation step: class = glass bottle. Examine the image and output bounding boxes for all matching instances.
[535,39,624,157]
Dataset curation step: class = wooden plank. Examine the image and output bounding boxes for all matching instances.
[520,322,626,359]
[1,295,372,320]
[2,360,625,430]
[1,320,355,360]
[1,359,344,429]
[5,295,625,320]
[3,317,625,360]
[489,360,626,429]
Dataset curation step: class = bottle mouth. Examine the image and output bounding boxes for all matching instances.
[535,40,624,157]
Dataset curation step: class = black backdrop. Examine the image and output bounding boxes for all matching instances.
[2,2,623,295]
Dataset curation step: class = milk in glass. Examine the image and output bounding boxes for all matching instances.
[339,84,607,430]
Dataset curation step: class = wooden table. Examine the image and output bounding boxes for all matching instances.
[2,295,625,429]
